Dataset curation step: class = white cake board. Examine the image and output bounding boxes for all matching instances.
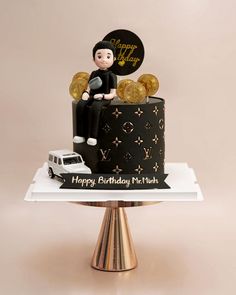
[25,163,203,202]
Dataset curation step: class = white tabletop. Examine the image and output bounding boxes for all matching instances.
[25,163,203,202]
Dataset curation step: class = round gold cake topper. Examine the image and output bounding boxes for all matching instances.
[123,81,146,103]
[69,72,89,100]
[117,79,133,101]
[72,72,90,81]
[137,74,159,96]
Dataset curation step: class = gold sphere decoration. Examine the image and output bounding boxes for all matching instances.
[123,81,147,103]
[137,74,159,96]
[117,79,133,101]
[72,72,89,82]
[69,77,88,100]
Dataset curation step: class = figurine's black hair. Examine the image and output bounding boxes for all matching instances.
[92,41,116,59]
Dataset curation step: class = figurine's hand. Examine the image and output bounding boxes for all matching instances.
[93,93,103,100]
[81,92,89,100]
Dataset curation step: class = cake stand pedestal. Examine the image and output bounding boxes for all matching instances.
[78,201,158,271]
[92,206,135,271]
[25,163,203,272]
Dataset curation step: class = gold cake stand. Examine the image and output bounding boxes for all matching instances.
[75,201,160,272]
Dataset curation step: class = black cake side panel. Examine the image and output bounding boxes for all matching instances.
[72,98,165,174]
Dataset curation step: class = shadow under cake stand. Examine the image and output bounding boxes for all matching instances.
[25,163,203,272]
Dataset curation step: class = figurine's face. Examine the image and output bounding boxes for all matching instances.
[94,49,114,70]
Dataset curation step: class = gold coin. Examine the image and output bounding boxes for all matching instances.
[124,81,146,103]
[69,77,88,100]
[137,74,159,96]
[72,72,89,82]
[117,79,133,100]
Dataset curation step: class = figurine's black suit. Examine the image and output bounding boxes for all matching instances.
[76,69,117,139]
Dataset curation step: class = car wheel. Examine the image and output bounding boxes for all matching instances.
[48,167,55,178]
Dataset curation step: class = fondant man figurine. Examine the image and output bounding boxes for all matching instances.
[73,41,117,146]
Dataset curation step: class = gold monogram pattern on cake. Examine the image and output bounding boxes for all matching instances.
[153,106,159,116]
[134,108,144,117]
[124,152,133,161]
[145,121,152,130]
[102,123,111,134]
[112,108,122,119]
[159,119,164,130]
[122,122,134,134]
[100,149,111,161]
[134,136,144,146]
[152,135,159,144]
[134,165,144,175]
[153,162,159,172]
[112,137,122,147]
[112,165,123,174]
[143,147,153,160]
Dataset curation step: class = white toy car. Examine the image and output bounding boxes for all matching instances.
[48,149,91,178]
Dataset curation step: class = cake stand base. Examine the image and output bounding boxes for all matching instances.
[91,207,137,272]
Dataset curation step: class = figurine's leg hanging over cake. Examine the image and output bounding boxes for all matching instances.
[73,99,92,144]
[87,100,111,146]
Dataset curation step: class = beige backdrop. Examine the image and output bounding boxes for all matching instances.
[1,0,235,294]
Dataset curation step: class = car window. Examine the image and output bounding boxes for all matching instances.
[54,156,57,164]
[63,156,82,165]
[58,158,62,165]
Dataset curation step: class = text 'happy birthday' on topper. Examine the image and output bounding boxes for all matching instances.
[103,29,145,76]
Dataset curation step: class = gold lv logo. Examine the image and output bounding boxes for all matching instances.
[143,147,152,160]
[100,149,111,162]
